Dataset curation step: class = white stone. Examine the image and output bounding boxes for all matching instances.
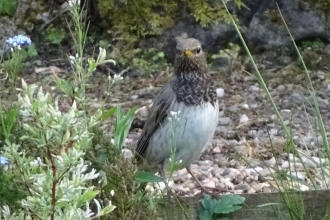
[239,114,249,124]
[216,88,225,97]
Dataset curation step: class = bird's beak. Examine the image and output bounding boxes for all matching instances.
[184,50,193,57]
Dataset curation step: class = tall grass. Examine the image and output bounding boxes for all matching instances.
[223,1,330,219]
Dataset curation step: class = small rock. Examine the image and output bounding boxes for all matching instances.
[234,183,249,191]
[136,106,149,117]
[249,85,260,91]
[280,109,292,119]
[239,114,249,124]
[216,88,225,97]
[131,95,139,100]
[282,161,289,169]
[228,105,238,112]
[276,85,285,91]
[222,168,239,176]
[196,160,214,167]
[264,157,276,167]
[212,147,221,153]
[317,71,325,80]
[247,188,256,193]
[246,166,263,174]
[241,104,249,109]
[259,168,274,177]
[248,130,258,138]
[291,171,306,180]
[250,103,258,108]
[223,179,234,189]
[218,117,231,125]
[202,178,216,188]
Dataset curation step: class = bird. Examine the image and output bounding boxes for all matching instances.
[135,38,219,192]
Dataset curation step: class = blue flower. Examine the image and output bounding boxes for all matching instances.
[0,156,8,166]
[6,35,32,48]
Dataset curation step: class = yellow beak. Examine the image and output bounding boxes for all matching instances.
[184,50,193,57]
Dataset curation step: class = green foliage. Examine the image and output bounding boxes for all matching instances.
[1,82,115,219]
[0,0,17,16]
[1,44,37,88]
[0,167,25,209]
[211,43,241,60]
[114,106,137,150]
[299,38,325,51]
[45,26,66,44]
[135,171,164,184]
[97,0,244,42]
[0,106,19,141]
[198,194,245,220]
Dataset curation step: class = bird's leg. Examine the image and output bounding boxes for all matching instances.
[186,167,229,194]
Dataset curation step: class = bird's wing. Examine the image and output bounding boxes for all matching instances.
[135,82,175,160]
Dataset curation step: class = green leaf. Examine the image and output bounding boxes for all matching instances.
[114,106,137,149]
[100,205,116,215]
[2,106,19,139]
[198,195,216,220]
[27,44,38,57]
[96,150,108,164]
[214,194,245,214]
[76,190,100,207]
[101,107,116,122]
[0,0,17,16]
[135,171,164,183]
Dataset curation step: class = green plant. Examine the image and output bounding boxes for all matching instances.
[198,194,245,220]
[2,36,37,90]
[0,0,17,16]
[45,26,66,44]
[1,81,115,219]
[117,48,168,74]
[299,38,325,51]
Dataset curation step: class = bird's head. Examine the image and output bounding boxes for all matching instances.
[174,38,208,78]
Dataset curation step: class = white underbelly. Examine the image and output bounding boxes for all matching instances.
[145,100,219,170]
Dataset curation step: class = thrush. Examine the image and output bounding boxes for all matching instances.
[135,38,219,192]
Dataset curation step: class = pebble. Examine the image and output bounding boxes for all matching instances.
[239,114,249,124]
[280,109,292,119]
[250,85,260,91]
[241,104,249,109]
[216,88,225,97]
[218,117,231,125]
[136,106,149,117]
[264,157,276,167]
[131,95,138,100]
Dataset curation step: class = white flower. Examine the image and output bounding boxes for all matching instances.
[30,157,44,166]
[110,190,115,196]
[113,74,123,82]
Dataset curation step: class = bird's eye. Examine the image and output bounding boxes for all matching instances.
[176,48,181,54]
[196,47,201,54]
